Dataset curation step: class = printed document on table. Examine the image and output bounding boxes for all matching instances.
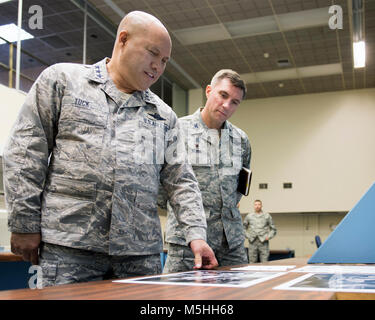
[291,265,375,274]
[273,272,375,294]
[114,270,287,288]
[231,265,296,272]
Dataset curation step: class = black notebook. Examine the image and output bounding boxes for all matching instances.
[237,167,252,196]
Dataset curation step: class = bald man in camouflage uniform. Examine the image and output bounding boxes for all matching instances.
[243,200,277,263]
[3,11,217,288]
[160,69,251,273]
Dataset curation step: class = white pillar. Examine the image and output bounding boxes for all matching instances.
[16,0,23,91]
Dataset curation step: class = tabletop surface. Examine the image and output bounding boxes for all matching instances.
[0,258,345,300]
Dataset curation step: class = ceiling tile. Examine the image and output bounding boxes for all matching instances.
[0,0,373,99]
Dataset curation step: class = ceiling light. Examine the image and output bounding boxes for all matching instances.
[225,15,278,37]
[0,0,12,4]
[352,0,365,68]
[173,7,330,46]
[278,7,329,31]
[264,53,270,59]
[0,23,34,45]
[298,63,342,77]
[174,24,231,45]
[352,0,364,42]
[258,68,298,82]
[241,63,342,84]
[278,83,284,88]
[353,41,366,68]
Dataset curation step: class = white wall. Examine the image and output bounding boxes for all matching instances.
[172,83,188,117]
[0,85,25,250]
[188,88,204,115]
[231,88,375,214]
[0,85,26,155]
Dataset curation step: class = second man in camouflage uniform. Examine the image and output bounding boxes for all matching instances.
[243,200,277,263]
[160,69,251,273]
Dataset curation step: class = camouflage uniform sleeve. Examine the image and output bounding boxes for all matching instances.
[3,65,63,233]
[243,214,251,240]
[243,213,249,228]
[267,213,277,240]
[160,116,207,245]
[237,133,252,204]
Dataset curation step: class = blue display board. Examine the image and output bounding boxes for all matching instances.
[308,182,375,264]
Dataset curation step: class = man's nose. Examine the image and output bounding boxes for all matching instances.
[151,59,161,74]
[222,99,230,108]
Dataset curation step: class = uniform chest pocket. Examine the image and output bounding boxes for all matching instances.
[55,104,108,163]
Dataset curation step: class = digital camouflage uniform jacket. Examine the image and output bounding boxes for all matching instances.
[243,211,277,243]
[159,108,251,250]
[3,58,207,256]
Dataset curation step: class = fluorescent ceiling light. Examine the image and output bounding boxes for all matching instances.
[278,7,329,31]
[257,68,298,82]
[0,23,34,45]
[225,16,278,37]
[353,41,366,68]
[241,63,342,84]
[298,63,343,77]
[174,7,330,45]
[174,23,231,45]
[0,0,12,4]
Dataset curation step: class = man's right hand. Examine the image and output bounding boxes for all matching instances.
[189,239,218,270]
[10,232,41,265]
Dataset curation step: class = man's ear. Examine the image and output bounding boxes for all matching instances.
[118,30,128,46]
[205,85,212,99]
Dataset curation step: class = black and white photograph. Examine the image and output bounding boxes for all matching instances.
[114,270,287,288]
[274,273,375,293]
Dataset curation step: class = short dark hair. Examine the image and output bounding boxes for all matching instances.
[211,69,247,100]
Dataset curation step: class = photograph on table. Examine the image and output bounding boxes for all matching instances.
[291,265,375,274]
[273,273,375,293]
[114,270,287,288]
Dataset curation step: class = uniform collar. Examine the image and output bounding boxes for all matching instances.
[87,57,108,84]
[191,107,234,137]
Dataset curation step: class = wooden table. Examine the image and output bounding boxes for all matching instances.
[0,258,351,300]
[0,252,23,262]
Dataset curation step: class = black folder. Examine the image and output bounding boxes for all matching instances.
[237,167,252,196]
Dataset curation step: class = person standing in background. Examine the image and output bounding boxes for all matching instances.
[243,200,276,263]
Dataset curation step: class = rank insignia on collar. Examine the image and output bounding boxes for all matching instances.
[95,65,102,79]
